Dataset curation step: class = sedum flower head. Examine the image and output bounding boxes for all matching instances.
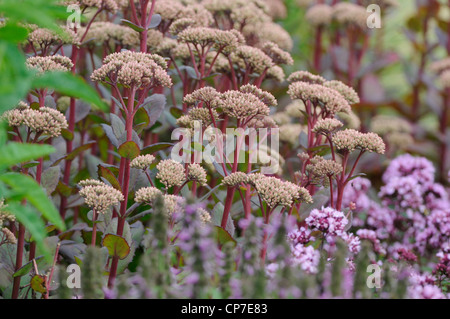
[439,70,450,88]
[130,154,156,170]
[231,45,273,74]
[261,42,293,66]
[197,208,212,225]
[288,71,326,85]
[169,18,197,35]
[22,107,68,137]
[0,199,15,227]
[156,159,186,188]
[239,84,277,107]
[4,105,68,138]
[323,80,360,104]
[221,172,249,187]
[279,124,303,145]
[287,81,351,114]
[91,51,172,89]
[357,132,385,154]
[332,129,385,154]
[371,115,412,135]
[333,2,369,30]
[305,4,333,27]
[216,90,269,119]
[332,129,360,153]
[27,56,73,74]
[163,194,184,216]
[78,179,105,187]
[135,186,162,204]
[2,227,17,244]
[430,57,450,74]
[187,163,208,186]
[306,156,343,186]
[65,0,120,13]
[79,182,124,214]
[266,65,286,82]
[313,118,344,134]
[250,174,312,208]
[183,87,220,107]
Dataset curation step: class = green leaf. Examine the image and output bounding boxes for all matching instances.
[118,141,140,160]
[13,256,44,278]
[97,165,121,191]
[102,234,130,260]
[41,166,61,196]
[5,202,52,261]
[0,173,65,231]
[30,275,46,294]
[32,72,108,111]
[214,226,237,247]
[170,107,183,119]
[0,142,55,169]
[0,43,33,112]
[121,19,145,32]
[0,24,28,42]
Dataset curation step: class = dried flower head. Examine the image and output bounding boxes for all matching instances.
[156,159,186,188]
[79,182,124,214]
[130,154,156,170]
